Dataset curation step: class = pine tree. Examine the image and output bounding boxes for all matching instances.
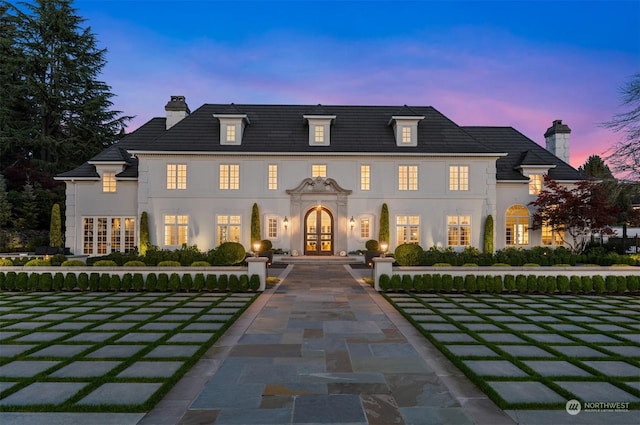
[0,175,11,227]
[1,0,131,229]
[15,181,38,229]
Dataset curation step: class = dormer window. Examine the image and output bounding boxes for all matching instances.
[226,124,237,142]
[213,111,250,145]
[304,114,335,146]
[389,115,424,147]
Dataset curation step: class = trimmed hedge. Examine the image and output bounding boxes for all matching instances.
[376,273,640,295]
[0,271,261,293]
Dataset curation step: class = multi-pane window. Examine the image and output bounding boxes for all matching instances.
[360,217,370,239]
[401,126,412,143]
[164,215,188,246]
[314,126,324,143]
[312,164,327,178]
[226,124,236,142]
[396,215,420,245]
[267,217,278,239]
[124,218,136,252]
[529,174,543,195]
[360,165,370,191]
[217,215,241,245]
[398,165,418,190]
[219,164,240,190]
[83,218,94,255]
[506,205,529,246]
[167,164,187,190]
[447,215,471,246]
[82,217,136,255]
[102,172,116,192]
[268,164,278,190]
[449,165,469,191]
[542,223,564,246]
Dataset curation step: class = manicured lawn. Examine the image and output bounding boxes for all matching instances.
[0,291,257,412]
[386,292,640,410]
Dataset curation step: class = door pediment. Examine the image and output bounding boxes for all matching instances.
[286,177,352,195]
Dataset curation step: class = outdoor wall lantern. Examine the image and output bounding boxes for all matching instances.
[283,216,288,230]
[380,242,388,258]
[350,216,355,230]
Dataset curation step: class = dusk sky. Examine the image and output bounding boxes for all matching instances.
[75,0,640,170]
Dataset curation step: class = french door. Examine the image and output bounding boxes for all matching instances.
[83,217,136,255]
[304,207,333,255]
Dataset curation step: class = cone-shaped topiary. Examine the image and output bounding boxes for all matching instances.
[379,203,389,244]
[140,211,150,256]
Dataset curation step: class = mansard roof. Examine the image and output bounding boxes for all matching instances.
[462,126,585,181]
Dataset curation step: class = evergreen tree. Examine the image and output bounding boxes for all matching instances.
[0,174,11,227]
[379,203,389,244]
[251,203,260,245]
[1,0,130,229]
[49,203,63,247]
[15,181,38,229]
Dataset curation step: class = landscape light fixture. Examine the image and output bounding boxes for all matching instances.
[253,242,261,257]
[380,242,388,258]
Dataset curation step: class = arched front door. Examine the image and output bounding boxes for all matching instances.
[304,207,333,255]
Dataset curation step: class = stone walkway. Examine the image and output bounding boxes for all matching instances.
[140,264,513,425]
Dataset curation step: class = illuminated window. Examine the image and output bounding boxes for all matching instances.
[542,223,564,246]
[83,218,94,255]
[267,217,278,239]
[102,172,116,192]
[360,217,370,239]
[506,205,529,246]
[449,165,469,191]
[447,215,471,246]
[226,124,236,142]
[167,164,187,190]
[124,218,136,252]
[220,164,240,190]
[217,215,241,245]
[396,215,420,245]
[398,165,418,191]
[82,216,135,255]
[314,126,324,143]
[312,164,326,177]
[529,174,543,195]
[360,165,370,191]
[401,126,412,143]
[164,215,188,246]
[268,164,278,190]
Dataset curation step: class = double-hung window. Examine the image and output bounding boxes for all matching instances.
[398,165,418,191]
[268,164,278,190]
[102,172,116,192]
[529,174,543,195]
[360,165,370,191]
[220,164,240,190]
[449,165,469,191]
[167,164,187,190]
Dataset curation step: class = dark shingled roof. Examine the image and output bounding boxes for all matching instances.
[56,118,166,179]
[462,126,585,181]
[56,104,585,183]
[133,104,495,154]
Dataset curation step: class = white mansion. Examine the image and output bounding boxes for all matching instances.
[56,96,584,257]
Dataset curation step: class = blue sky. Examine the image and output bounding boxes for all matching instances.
[75,0,640,170]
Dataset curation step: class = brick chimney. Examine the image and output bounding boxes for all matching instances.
[544,119,571,164]
[164,96,190,130]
